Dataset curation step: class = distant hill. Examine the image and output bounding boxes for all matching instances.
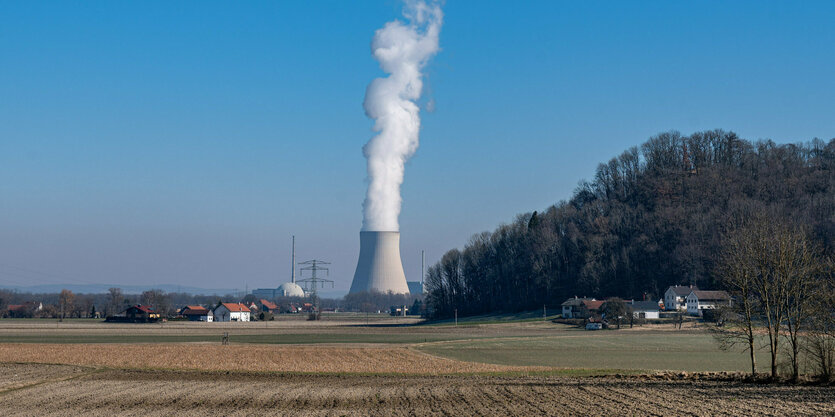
[425,130,835,318]
[0,283,238,296]
[0,283,350,299]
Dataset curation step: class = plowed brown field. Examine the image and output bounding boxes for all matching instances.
[1,365,833,416]
[0,343,542,374]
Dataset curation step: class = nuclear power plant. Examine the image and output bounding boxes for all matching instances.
[349,231,410,294]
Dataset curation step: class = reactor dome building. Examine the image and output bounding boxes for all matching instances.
[277,282,305,297]
[349,231,410,294]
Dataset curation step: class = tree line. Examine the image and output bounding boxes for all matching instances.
[425,130,835,320]
[0,287,242,319]
[0,287,413,319]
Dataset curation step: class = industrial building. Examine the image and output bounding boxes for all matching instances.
[349,231,410,294]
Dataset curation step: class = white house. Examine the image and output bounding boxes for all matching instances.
[664,285,698,311]
[686,290,731,316]
[629,300,661,319]
[213,303,251,322]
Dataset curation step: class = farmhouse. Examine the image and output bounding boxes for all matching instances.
[686,290,731,316]
[664,285,698,311]
[214,303,251,322]
[629,300,661,319]
[180,306,213,322]
[5,301,43,318]
[561,297,603,319]
[123,305,160,323]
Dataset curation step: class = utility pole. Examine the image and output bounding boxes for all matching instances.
[421,250,425,293]
[297,259,334,318]
[291,235,296,284]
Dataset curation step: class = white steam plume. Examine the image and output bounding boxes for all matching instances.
[361,0,443,231]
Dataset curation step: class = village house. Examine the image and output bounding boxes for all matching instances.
[258,299,278,313]
[663,285,698,311]
[213,303,251,322]
[180,305,213,322]
[123,305,160,323]
[686,290,731,316]
[561,297,603,319]
[5,301,43,318]
[628,300,661,319]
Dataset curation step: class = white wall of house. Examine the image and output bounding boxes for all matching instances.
[201,314,213,322]
[685,294,723,316]
[632,310,660,319]
[213,306,250,322]
[664,288,688,311]
[562,306,573,318]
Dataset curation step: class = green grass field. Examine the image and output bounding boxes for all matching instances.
[418,331,766,372]
[0,315,768,373]
[422,310,561,326]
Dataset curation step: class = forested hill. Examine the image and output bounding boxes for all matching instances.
[425,130,835,318]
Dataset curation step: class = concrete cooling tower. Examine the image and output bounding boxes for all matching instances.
[349,231,410,294]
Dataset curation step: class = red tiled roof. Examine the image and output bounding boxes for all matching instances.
[583,300,604,311]
[7,304,25,311]
[259,299,278,310]
[134,305,155,313]
[220,303,250,313]
[181,306,210,315]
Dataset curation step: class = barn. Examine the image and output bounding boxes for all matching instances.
[180,306,213,322]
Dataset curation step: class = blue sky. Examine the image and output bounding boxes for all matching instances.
[1,1,834,293]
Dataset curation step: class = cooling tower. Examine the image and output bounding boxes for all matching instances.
[350,231,410,294]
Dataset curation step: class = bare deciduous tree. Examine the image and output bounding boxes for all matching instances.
[805,262,835,381]
[602,297,628,329]
[107,287,124,317]
[714,219,761,376]
[58,289,75,321]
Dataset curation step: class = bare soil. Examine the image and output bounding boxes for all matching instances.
[0,343,544,374]
[0,363,91,392]
[0,364,832,416]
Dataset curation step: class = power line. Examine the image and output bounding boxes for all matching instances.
[296,259,334,301]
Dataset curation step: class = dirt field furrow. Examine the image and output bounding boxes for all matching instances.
[2,363,834,416]
[577,380,657,415]
[0,363,92,394]
[607,383,690,416]
[0,364,835,416]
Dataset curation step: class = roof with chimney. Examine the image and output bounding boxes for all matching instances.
[667,285,698,296]
[218,303,250,313]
